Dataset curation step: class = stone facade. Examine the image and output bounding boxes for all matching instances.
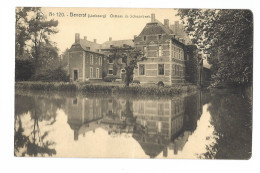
[133,15,190,85]
[68,14,201,85]
[68,36,105,81]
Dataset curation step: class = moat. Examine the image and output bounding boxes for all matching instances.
[14,89,252,159]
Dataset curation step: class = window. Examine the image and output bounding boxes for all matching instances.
[96,68,100,78]
[158,45,162,57]
[99,56,102,66]
[90,67,93,78]
[158,64,164,75]
[73,98,77,105]
[143,46,147,56]
[158,35,162,40]
[108,69,113,75]
[90,54,93,65]
[108,58,113,64]
[138,103,144,114]
[139,64,145,75]
[143,36,146,41]
[122,56,127,63]
[175,65,177,75]
[158,103,164,115]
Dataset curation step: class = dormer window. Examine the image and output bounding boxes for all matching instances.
[143,36,146,41]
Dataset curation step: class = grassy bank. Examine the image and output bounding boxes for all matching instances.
[15,81,199,96]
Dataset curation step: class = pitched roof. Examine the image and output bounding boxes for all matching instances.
[79,39,102,52]
[138,19,173,36]
[101,39,134,49]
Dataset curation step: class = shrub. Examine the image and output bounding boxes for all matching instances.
[103,76,119,82]
[157,81,164,87]
[15,59,35,81]
[31,66,69,82]
[132,80,140,84]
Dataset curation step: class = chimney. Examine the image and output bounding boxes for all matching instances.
[84,36,87,40]
[151,13,155,23]
[109,37,112,41]
[75,33,80,44]
[175,21,179,35]
[94,39,96,43]
[164,19,169,28]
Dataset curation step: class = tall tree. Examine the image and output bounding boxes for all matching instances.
[27,8,59,71]
[15,7,34,58]
[16,7,59,70]
[107,45,145,86]
[177,9,253,86]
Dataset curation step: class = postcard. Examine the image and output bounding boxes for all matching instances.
[15,7,253,159]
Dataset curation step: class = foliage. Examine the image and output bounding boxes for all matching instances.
[15,7,59,72]
[132,80,140,84]
[15,59,35,81]
[177,9,253,86]
[16,81,198,96]
[103,76,120,82]
[31,66,69,82]
[16,82,77,92]
[38,42,60,69]
[15,7,36,58]
[157,81,164,87]
[107,45,145,86]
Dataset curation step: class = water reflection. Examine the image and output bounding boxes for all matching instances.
[14,95,65,156]
[199,90,252,159]
[14,89,252,159]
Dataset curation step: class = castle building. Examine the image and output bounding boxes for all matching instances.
[133,14,198,85]
[68,35,134,81]
[68,13,201,85]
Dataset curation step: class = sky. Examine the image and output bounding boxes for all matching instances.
[41,8,181,54]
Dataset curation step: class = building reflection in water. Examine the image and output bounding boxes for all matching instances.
[66,92,202,158]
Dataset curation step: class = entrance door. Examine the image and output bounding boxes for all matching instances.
[73,70,78,81]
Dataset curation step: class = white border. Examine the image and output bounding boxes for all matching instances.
[0,0,259,173]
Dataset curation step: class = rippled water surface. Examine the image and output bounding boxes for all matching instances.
[14,89,252,159]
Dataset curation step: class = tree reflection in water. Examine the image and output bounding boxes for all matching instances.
[200,90,252,159]
[14,94,65,156]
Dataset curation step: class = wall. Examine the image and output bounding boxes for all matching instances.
[134,35,172,85]
[171,42,186,84]
[85,52,104,80]
[69,44,105,81]
[69,51,84,81]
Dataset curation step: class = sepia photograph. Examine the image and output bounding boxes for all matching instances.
[14,7,253,159]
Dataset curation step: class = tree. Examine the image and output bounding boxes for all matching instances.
[38,42,59,69]
[27,9,59,71]
[177,9,253,86]
[15,7,35,58]
[106,45,145,86]
[16,7,59,69]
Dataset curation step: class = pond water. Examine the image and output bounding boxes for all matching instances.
[14,89,252,159]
